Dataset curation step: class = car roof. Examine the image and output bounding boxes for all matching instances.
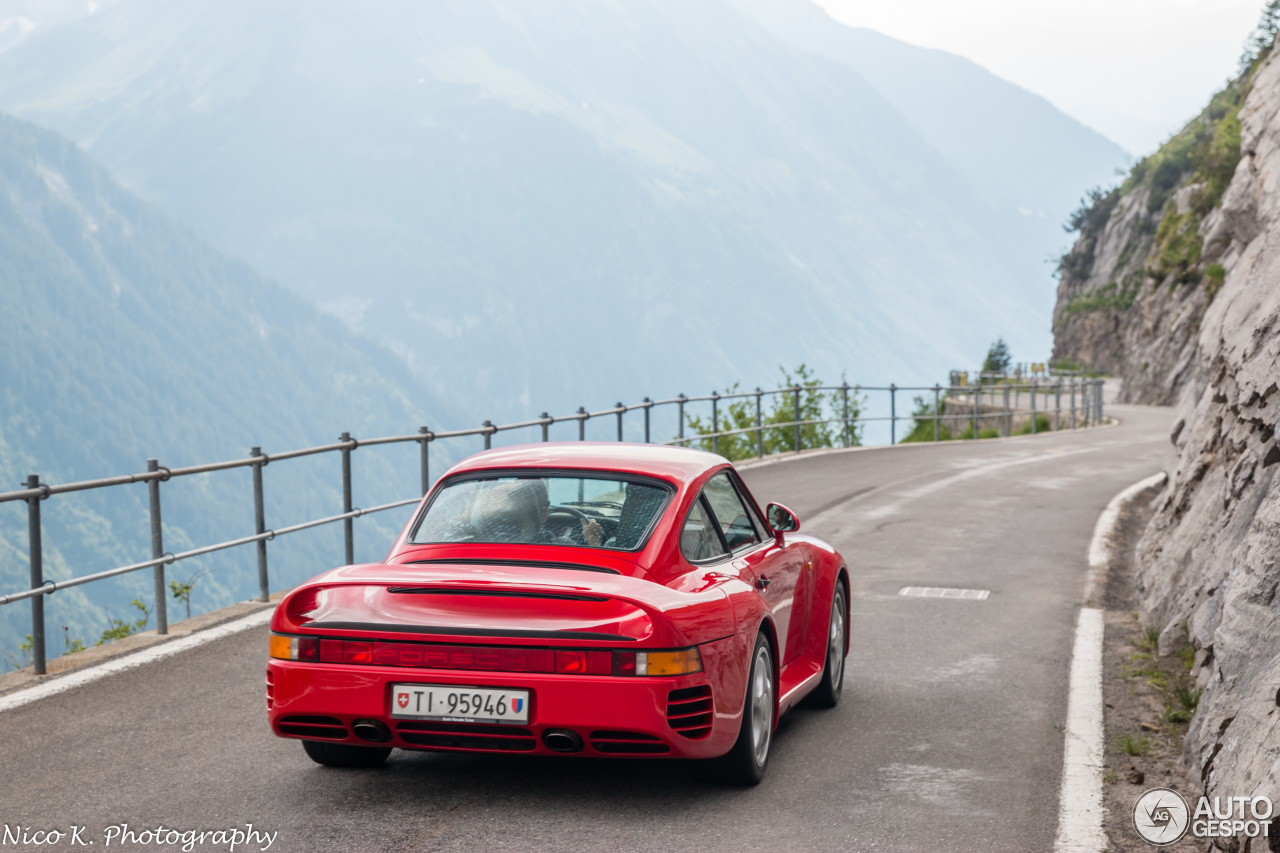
[441,442,727,484]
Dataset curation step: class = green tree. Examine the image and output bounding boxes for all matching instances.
[901,394,952,443]
[685,365,863,461]
[1241,0,1280,72]
[982,338,1012,377]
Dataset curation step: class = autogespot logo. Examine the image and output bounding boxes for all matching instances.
[1133,788,1275,845]
[1133,788,1191,845]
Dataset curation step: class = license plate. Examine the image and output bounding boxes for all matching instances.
[390,683,529,724]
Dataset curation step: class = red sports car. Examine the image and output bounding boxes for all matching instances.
[267,443,849,784]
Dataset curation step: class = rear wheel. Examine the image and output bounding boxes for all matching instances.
[708,631,774,786]
[806,580,847,709]
[302,739,392,768]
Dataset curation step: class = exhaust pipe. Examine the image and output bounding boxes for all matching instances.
[352,719,392,743]
[542,729,584,753]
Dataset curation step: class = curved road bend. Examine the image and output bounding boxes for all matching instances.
[0,403,1171,853]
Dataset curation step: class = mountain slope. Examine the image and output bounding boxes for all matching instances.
[723,0,1130,302]
[0,0,1061,419]
[0,112,454,660]
[1053,41,1280,827]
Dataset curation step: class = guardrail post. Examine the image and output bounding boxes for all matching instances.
[972,384,979,439]
[678,394,686,443]
[251,448,269,602]
[339,433,355,565]
[577,408,587,441]
[1002,384,1010,436]
[418,427,431,496]
[147,459,167,635]
[540,413,550,443]
[643,399,652,443]
[482,421,493,450]
[933,384,941,442]
[26,474,46,675]
[889,383,897,445]
[1070,378,1077,429]
[841,383,850,448]
[615,403,624,442]
[1096,379,1104,423]
[1055,381,1061,431]
[711,391,720,455]
[1030,381,1038,434]
[755,388,764,457]
[793,386,802,452]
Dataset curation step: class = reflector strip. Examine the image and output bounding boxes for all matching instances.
[287,637,701,677]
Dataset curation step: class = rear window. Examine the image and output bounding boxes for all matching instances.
[410,475,671,552]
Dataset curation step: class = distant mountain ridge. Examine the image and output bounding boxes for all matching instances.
[0,112,454,659]
[0,0,1127,421]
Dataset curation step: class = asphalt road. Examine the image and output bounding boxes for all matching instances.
[0,403,1172,853]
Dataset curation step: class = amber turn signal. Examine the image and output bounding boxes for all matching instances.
[638,648,702,676]
[269,633,317,661]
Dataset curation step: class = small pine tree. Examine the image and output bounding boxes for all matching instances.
[982,338,1012,376]
[1240,0,1280,72]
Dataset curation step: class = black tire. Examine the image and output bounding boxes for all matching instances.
[302,739,391,768]
[805,580,847,709]
[708,631,775,786]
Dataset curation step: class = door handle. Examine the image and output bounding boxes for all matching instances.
[756,576,771,590]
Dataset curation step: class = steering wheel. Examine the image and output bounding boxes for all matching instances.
[546,506,597,544]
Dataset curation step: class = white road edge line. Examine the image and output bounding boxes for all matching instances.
[1054,471,1167,853]
[0,607,274,714]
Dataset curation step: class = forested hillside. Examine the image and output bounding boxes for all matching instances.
[0,114,455,663]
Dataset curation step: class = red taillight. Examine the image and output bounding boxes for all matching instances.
[556,650,586,673]
[345,642,372,664]
[614,652,638,676]
[553,650,608,674]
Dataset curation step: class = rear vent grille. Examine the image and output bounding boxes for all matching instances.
[395,721,536,752]
[265,670,274,711]
[589,730,670,755]
[278,715,347,740]
[666,685,713,740]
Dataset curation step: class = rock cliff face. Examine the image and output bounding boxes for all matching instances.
[1055,49,1280,837]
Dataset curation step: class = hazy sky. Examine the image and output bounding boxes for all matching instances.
[816,0,1263,155]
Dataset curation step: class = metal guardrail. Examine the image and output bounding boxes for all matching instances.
[1,376,1105,674]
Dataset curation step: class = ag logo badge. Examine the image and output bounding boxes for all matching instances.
[397,692,410,709]
[1134,787,1191,845]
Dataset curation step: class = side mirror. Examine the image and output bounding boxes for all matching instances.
[766,503,800,544]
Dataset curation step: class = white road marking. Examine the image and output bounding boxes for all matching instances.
[0,608,273,714]
[1054,471,1167,853]
[1055,607,1106,853]
[898,586,990,600]
[807,444,1100,532]
[1084,472,1168,604]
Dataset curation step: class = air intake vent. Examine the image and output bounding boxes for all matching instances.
[265,670,274,711]
[395,721,536,752]
[666,685,713,740]
[278,715,347,739]
[589,730,671,755]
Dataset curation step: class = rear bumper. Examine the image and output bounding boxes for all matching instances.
[267,635,744,759]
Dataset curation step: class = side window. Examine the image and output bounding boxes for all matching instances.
[680,497,729,563]
[703,472,762,552]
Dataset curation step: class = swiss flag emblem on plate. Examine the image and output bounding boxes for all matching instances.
[396,692,409,708]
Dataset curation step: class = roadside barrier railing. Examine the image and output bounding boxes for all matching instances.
[1,376,1105,674]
